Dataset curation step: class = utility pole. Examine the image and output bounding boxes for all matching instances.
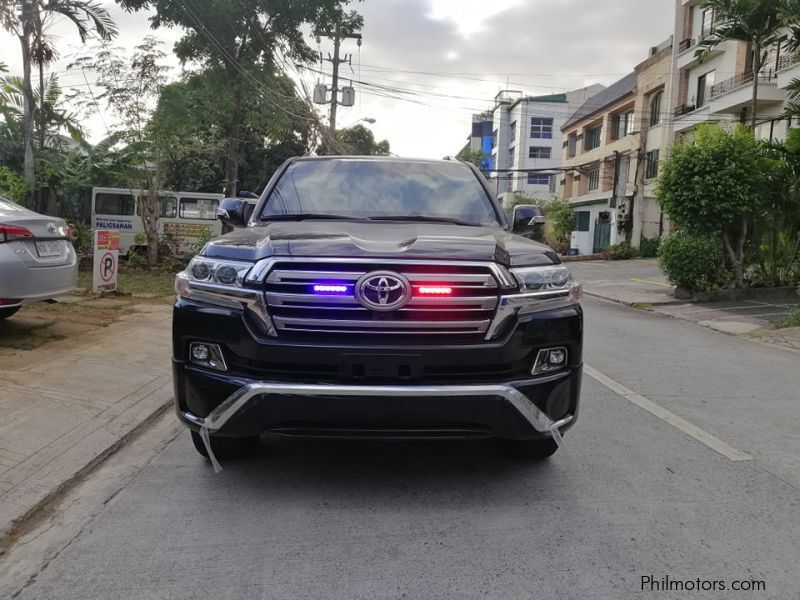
[20,0,36,208]
[317,28,361,148]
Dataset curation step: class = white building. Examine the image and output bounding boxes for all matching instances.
[489,86,604,205]
[671,0,796,140]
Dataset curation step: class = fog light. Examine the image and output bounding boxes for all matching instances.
[191,344,210,361]
[532,347,568,375]
[189,342,228,372]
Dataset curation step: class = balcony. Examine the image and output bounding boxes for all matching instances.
[678,38,695,53]
[708,71,784,114]
[777,51,800,90]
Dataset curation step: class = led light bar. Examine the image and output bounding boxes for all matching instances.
[418,286,453,296]
[313,284,350,294]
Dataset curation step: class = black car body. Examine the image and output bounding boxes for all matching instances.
[173,157,583,466]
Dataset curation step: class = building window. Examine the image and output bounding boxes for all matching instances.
[649,91,663,127]
[568,133,577,158]
[528,172,551,185]
[697,70,715,107]
[509,147,515,167]
[587,168,600,191]
[701,8,714,39]
[575,211,590,232]
[531,117,553,139]
[529,146,551,159]
[645,150,660,179]
[586,125,602,150]
[613,111,635,140]
[509,121,517,144]
[492,130,497,149]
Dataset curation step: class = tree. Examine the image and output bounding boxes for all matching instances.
[455,146,488,170]
[148,67,314,192]
[656,124,769,288]
[114,0,361,196]
[70,37,168,267]
[696,0,790,131]
[0,0,116,208]
[335,124,389,156]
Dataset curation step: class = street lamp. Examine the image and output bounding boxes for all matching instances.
[343,117,376,127]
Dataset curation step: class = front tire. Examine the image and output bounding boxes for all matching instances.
[500,438,560,460]
[190,431,259,461]
[0,306,21,320]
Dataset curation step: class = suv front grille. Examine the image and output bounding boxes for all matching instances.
[263,260,501,340]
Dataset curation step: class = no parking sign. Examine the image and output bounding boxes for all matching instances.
[93,230,120,293]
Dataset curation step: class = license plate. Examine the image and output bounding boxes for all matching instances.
[35,240,62,257]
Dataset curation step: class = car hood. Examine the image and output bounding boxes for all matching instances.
[202,220,559,267]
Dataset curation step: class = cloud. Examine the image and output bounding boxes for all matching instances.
[0,0,675,160]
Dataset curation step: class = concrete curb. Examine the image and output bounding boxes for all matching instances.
[582,289,687,308]
[0,382,173,554]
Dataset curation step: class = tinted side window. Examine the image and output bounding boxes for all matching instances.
[179,198,219,220]
[96,192,135,216]
[160,196,178,218]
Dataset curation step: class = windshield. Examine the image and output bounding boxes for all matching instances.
[260,159,501,227]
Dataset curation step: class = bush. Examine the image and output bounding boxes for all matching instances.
[607,242,639,260]
[639,237,661,258]
[657,231,731,293]
[0,166,26,204]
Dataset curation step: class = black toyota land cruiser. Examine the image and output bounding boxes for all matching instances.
[173,157,583,470]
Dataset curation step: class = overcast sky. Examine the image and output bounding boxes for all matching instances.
[0,0,674,160]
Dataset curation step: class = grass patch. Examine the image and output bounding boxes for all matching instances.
[77,268,176,298]
[771,308,800,329]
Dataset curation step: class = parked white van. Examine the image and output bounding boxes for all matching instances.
[90,187,224,255]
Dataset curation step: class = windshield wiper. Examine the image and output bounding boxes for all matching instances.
[261,213,367,222]
[367,215,481,227]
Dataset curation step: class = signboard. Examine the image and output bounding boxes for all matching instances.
[93,230,120,293]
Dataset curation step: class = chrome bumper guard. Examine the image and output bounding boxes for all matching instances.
[194,381,574,472]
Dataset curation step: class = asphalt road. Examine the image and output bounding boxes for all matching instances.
[3,296,800,599]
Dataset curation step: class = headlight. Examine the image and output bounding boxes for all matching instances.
[510,265,573,293]
[184,256,253,287]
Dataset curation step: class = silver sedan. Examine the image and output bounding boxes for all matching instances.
[0,195,78,320]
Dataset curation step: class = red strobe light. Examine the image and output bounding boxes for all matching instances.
[417,286,453,296]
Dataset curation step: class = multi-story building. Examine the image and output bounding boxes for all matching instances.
[488,86,604,204]
[561,40,674,255]
[463,112,495,175]
[671,0,793,140]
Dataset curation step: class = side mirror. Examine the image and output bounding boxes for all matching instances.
[217,197,255,232]
[512,205,544,232]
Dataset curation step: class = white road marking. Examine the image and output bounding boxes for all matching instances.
[584,364,753,462]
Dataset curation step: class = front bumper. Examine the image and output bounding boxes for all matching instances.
[176,367,580,438]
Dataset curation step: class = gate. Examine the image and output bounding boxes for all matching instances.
[593,220,611,253]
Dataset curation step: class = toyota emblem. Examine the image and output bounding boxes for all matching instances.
[47,222,57,234]
[355,271,411,312]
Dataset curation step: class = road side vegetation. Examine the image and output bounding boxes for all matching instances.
[656,124,800,292]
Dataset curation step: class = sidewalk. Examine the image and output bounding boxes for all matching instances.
[568,259,679,306]
[0,303,173,552]
[569,258,800,348]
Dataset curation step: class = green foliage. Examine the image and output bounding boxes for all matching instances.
[607,242,639,260]
[657,231,732,293]
[69,220,93,254]
[758,128,800,286]
[772,308,800,328]
[455,147,486,169]
[542,199,575,251]
[639,237,661,258]
[656,124,768,287]
[0,165,26,203]
[335,124,390,156]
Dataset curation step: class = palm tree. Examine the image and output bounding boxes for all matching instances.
[0,0,116,208]
[696,0,786,131]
